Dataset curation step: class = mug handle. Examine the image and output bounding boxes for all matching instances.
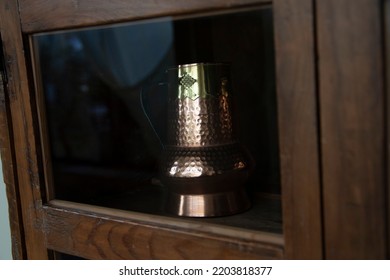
[139,82,167,150]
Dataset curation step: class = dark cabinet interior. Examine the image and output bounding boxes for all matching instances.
[31,7,280,232]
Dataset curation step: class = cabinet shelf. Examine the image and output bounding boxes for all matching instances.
[51,162,282,234]
[79,186,282,234]
[44,199,283,259]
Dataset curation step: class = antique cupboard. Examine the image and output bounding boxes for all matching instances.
[0,0,388,259]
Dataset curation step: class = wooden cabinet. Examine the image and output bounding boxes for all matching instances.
[0,0,387,259]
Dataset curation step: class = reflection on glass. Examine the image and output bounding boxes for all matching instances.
[32,7,279,212]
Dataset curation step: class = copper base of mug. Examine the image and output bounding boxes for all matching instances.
[162,170,251,217]
[166,189,251,217]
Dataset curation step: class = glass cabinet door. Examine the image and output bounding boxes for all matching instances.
[31,6,280,232]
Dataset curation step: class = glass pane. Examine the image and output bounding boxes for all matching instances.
[32,7,279,229]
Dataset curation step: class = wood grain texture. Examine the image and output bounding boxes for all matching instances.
[273,0,323,259]
[0,0,48,259]
[44,200,284,260]
[385,0,390,260]
[19,0,270,33]
[317,0,387,259]
[0,57,26,259]
[28,38,56,201]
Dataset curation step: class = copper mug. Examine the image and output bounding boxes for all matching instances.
[159,63,252,217]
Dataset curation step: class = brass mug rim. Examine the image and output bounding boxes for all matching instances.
[166,62,230,72]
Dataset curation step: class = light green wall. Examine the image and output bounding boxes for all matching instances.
[0,157,12,259]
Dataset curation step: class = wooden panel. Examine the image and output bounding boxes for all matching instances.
[273,0,323,259]
[385,0,390,260]
[0,49,25,259]
[0,0,48,259]
[317,0,386,259]
[19,0,270,33]
[44,200,284,260]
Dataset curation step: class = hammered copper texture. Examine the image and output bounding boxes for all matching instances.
[161,63,251,216]
[162,144,247,178]
[163,63,251,179]
[167,96,234,147]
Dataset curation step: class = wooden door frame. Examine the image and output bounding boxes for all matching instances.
[0,0,48,259]
[0,30,26,260]
[317,0,387,259]
[273,0,323,259]
[1,0,325,259]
